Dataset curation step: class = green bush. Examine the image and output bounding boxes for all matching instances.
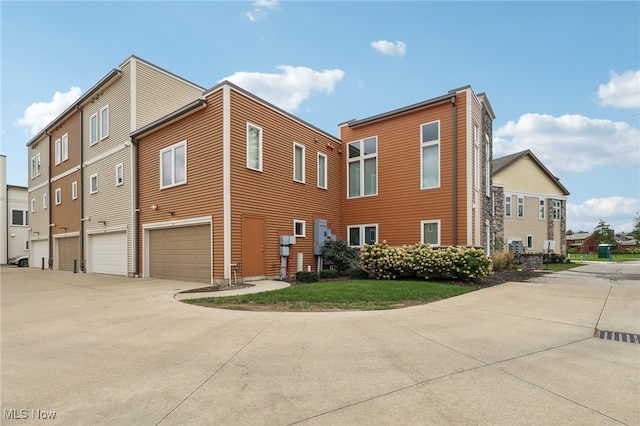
[319,269,339,279]
[543,253,567,263]
[349,268,370,279]
[321,239,359,272]
[296,271,319,283]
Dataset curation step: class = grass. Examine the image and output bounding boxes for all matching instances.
[183,279,478,311]
[542,262,583,271]
[568,253,640,263]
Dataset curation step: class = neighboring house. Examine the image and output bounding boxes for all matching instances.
[492,150,570,254]
[339,86,495,254]
[566,232,597,254]
[614,233,639,252]
[26,132,50,268]
[1,156,29,263]
[132,81,342,284]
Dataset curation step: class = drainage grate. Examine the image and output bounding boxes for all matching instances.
[595,330,640,344]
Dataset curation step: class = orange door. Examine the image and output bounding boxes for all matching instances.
[242,216,266,277]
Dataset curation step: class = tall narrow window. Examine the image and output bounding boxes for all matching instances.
[347,137,377,198]
[55,138,61,165]
[160,141,187,188]
[421,220,441,246]
[90,174,99,194]
[505,194,512,217]
[527,235,533,250]
[31,199,36,213]
[421,121,440,189]
[246,123,262,171]
[317,152,327,189]
[62,133,69,162]
[100,105,110,140]
[552,200,562,220]
[90,113,98,145]
[293,143,305,183]
[517,196,524,218]
[116,163,124,186]
[31,156,36,178]
[36,153,41,176]
[43,194,48,209]
[539,199,545,220]
[55,188,62,205]
[72,181,78,200]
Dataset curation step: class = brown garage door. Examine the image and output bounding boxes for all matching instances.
[58,236,79,271]
[149,225,211,283]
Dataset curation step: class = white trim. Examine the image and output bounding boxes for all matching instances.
[293,220,306,238]
[42,193,48,209]
[62,133,69,162]
[130,57,137,132]
[420,219,441,246]
[346,136,378,198]
[223,85,231,282]
[55,138,61,165]
[347,223,378,247]
[72,181,78,200]
[420,120,441,190]
[293,142,305,183]
[159,140,187,189]
[246,122,263,172]
[29,180,48,192]
[51,165,80,182]
[90,173,99,194]
[30,199,36,213]
[55,188,62,205]
[83,143,127,167]
[116,163,124,186]
[317,152,327,189]
[100,104,110,140]
[89,113,98,145]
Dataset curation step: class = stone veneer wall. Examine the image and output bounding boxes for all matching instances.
[492,186,505,251]
[482,106,494,254]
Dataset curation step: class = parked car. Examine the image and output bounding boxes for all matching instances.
[8,255,28,267]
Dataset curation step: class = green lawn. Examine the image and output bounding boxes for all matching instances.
[568,253,640,263]
[183,279,478,311]
[541,262,583,271]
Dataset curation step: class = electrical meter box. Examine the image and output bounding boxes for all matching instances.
[314,219,335,255]
[280,235,296,246]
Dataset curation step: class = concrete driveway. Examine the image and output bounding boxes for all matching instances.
[1,263,639,425]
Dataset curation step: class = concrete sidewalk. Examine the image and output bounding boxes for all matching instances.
[1,266,638,425]
[173,280,290,300]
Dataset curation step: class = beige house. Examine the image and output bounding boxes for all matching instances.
[492,150,570,254]
[1,156,30,264]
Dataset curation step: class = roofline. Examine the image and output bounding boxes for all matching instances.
[493,150,571,196]
[122,55,205,92]
[7,184,28,190]
[130,98,207,139]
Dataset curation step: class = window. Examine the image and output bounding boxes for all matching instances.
[517,196,524,218]
[72,181,78,200]
[293,143,305,183]
[317,153,327,189]
[30,156,36,178]
[160,141,187,188]
[421,220,441,246]
[62,133,69,162]
[90,173,99,194]
[55,138,61,165]
[539,199,545,220]
[527,235,533,250]
[294,220,305,237]
[474,123,480,190]
[43,193,48,209]
[55,188,62,205]
[116,163,124,186]
[421,121,440,189]
[552,200,562,221]
[31,199,36,213]
[485,134,491,197]
[347,136,377,198]
[247,123,262,171]
[36,153,41,177]
[505,194,512,217]
[90,113,98,145]
[11,209,28,226]
[348,224,377,247]
[100,105,110,140]
[25,240,29,250]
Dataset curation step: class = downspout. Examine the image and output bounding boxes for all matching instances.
[451,96,457,246]
[132,137,139,277]
[78,105,85,272]
[45,130,52,268]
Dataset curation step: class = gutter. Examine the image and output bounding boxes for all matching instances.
[132,137,139,277]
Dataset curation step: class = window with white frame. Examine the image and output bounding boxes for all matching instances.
[62,133,69,162]
[90,173,99,194]
[55,138,61,165]
[55,188,62,205]
[294,220,305,237]
[527,235,533,250]
[484,134,491,197]
[31,199,36,213]
[539,199,545,220]
[348,224,377,247]
[161,140,187,188]
[72,181,78,200]
[347,136,377,198]
[421,220,441,246]
[116,163,124,186]
[552,200,562,220]
[43,193,48,209]
[517,196,524,218]
[36,153,41,176]
[100,105,110,140]
[474,123,480,190]
[421,121,440,189]
[293,142,305,183]
[31,156,36,178]
[90,113,98,145]
[505,194,512,217]
[11,209,28,226]
[247,123,263,171]
[317,152,327,189]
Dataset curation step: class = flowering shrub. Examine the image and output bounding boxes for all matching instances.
[360,242,493,281]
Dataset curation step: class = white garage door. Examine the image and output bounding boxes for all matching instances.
[89,232,127,276]
[30,240,48,269]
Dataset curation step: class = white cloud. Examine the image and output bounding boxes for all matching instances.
[221,65,345,112]
[567,196,639,233]
[494,113,640,173]
[246,0,279,22]
[16,87,82,136]
[370,40,407,57]
[598,70,640,108]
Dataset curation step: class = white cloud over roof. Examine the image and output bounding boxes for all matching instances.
[16,86,81,136]
[370,40,407,57]
[598,70,640,108]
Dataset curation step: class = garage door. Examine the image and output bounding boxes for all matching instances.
[149,225,211,283]
[57,236,79,271]
[30,240,48,269]
[89,232,127,275]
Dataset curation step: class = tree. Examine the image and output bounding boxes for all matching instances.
[592,219,617,245]
[629,214,640,240]
[320,239,358,272]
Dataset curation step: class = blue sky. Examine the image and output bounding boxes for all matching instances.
[1,1,639,233]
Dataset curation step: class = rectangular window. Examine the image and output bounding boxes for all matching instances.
[317,152,327,189]
[517,196,524,218]
[160,141,187,188]
[43,193,48,209]
[293,142,305,183]
[100,105,110,140]
[36,153,41,176]
[552,200,562,221]
[539,199,545,220]
[421,220,441,246]
[347,224,377,247]
[247,123,263,171]
[25,240,29,250]
[116,163,124,186]
[31,199,36,213]
[30,156,36,179]
[505,194,512,217]
[55,188,62,205]
[90,113,98,145]
[527,235,533,250]
[62,133,69,162]
[55,138,61,165]
[347,136,377,198]
[294,220,305,237]
[72,181,78,200]
[11,209,28,226]
[421,121,440,189]
[90,173,99,194]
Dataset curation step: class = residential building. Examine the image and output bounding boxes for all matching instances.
[492,150,570,254]
[339,86,495,254]
[1,155,29,263]
[566,232,597,254]
[132,81,342,284]
[26,132,50,268]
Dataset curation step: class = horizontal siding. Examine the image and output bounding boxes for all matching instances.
[27,133,49,188]
[504,195,548,251]
[27,186,49,235]
[49,109,81,175]
[50,170,81,234]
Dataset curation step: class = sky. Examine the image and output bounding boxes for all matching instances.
[1,1,639,234]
